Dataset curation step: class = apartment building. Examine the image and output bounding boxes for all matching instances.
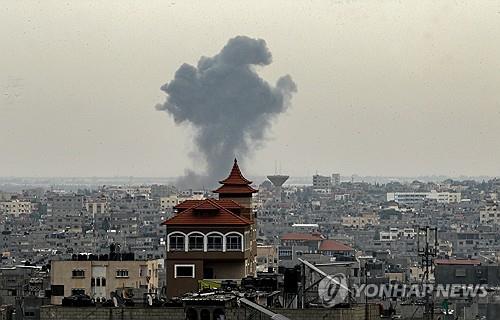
[44,193,87,233]
[480,201,499,224]
[0,200,33,217]
[312,175,331,190]
[160,195,180,212]
[50,255,161,304]
[387,190,461,204]
[342,212,379,228]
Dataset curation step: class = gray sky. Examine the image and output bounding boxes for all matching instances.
[1,0,500,178]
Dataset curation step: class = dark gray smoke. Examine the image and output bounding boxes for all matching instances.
[156,36,297,189]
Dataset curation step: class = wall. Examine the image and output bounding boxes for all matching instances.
[273,305,380,320]
[50,260,160,304]
[40,305,380,320]
[40,306,184,320]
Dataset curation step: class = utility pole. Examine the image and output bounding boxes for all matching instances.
[417,226,438,320]
[365,267,370,320]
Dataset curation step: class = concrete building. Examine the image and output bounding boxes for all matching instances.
[256,245,277,273]
[0,200,33,217]
[480,201,499,224]
[312,174,331,190]
[85,197,109,231]
[50,255,162,304]
[387,190,461,204]
[331,173,340,186]
[150,185,176,200]
[342,212,379,228]
[44,194,87,233]
[160,195,179,212]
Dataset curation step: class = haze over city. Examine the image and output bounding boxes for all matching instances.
[2,0,500,179]
[4,2,500,320]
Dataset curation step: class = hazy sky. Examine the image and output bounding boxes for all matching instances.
[1,1,500,178]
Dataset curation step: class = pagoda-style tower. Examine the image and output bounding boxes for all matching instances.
[214,159,258,276]
[213,159,258,222]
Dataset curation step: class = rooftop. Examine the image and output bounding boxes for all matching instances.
[213,159,258,194]
[434,259,481,266]
[281,232,324,241]
[162,198,251,226]
[319,240,353,252]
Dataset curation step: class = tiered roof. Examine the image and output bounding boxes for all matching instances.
[213,159,258,194]
[161,198,251,226]
[174,199,243,213]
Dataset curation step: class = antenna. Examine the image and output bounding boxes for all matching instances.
[417,226,438,320]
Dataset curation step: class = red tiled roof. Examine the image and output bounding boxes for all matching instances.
[161,198,251,226]
[174,199,243,211]
[213,184,258,194]
[434,259,481,266]
[281,232,324,241]
[219,159,252,185]
[319,240,353,252]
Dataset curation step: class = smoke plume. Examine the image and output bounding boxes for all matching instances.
[156,36,297,189]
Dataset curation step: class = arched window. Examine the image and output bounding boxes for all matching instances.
[101,277,106,286]
[186,308,198,320]
[169,233,185,251]
[214,308,225,320]
[200,309,210,320]
[226,233,242,251]
[207,233,223,251]
[188,233,204,251]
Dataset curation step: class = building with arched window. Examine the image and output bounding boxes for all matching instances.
[162,159,258,298]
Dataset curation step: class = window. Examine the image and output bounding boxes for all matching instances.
[72,269,85,278]
[51,285,64,296]
[175,264,195,278]
[207,234,223,251]
[455,269,466,277]
[226,234,242,251]
[101,277,106,286]
[188,234,204,251]
[279,248,292,256]
[116,270,129,278]
[91,277,95,287]
[96,278,101,286]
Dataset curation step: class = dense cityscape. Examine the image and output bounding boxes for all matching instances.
[3,1,500,320]
[1,163,500,319]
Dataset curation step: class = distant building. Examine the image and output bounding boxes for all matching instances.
[480,201,499,224]
[312,175,331,190]
[342,213,379,228]
[150,184,176,199]
[0,200,33,217]
[318,240,354,257]
[278,233,354,265]
[331,173,340,186]
[256,245,277,273]
[44,194,86,233]
[386,190,461,204]
[160,195,180,212]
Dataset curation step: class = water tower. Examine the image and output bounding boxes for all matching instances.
[266,175,289,188]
